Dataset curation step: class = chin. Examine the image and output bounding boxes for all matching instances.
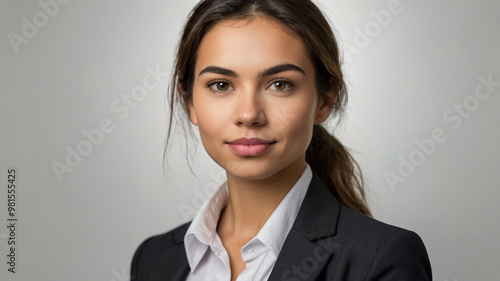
[220,159,283,181]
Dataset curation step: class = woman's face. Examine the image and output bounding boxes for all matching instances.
[189,17,332,181]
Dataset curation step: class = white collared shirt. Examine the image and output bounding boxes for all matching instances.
[184,164,312,281]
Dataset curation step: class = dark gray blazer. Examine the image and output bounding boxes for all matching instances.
[131,173,432,281]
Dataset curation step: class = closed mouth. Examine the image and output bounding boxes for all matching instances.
[226,137,276,145]
[226,138,276,156]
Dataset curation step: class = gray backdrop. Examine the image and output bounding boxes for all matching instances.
[1,0,499,280]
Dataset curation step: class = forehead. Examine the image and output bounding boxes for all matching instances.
[195,16,313,75]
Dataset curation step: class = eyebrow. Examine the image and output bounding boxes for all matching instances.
[198,63,306,78]
[260,63,306,77]
[198,66,238,77]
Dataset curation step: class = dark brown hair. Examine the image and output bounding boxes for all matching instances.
[166,0,371,217]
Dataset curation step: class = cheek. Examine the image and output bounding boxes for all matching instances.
[271,96,317,137]
[192,95,229,141]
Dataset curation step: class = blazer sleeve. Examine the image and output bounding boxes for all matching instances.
[366,229,432,280]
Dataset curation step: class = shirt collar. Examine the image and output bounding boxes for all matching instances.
[184,164,312,272]
[184,180,228,272]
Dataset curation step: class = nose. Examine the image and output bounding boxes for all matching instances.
[233,89,267,127]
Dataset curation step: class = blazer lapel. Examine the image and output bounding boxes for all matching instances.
[268,173,341,281]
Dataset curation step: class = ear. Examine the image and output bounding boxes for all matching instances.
[314,92,336,124]
[178,83,199,126]
[188,103,199,126]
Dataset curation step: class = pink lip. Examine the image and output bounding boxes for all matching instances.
[226,138,276,156]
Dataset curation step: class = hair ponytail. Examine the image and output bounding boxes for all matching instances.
[306,125,372,217]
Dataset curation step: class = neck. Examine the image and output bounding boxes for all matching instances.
[217,159,306,240]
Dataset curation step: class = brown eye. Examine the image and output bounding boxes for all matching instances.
[269,80,293,91]
[275,81,286,90]
[209,81,233,92]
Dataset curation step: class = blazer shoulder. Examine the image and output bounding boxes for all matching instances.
[333,205,432,280]
[337,204,423,245]
[131,222,191,280]
[133,221,190,259]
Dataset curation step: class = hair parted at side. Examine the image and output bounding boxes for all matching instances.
[165,0,372,217]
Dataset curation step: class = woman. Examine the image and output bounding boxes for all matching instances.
[131,0,432,280]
